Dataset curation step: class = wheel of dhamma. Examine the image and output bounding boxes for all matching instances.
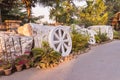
[49,27,72,56]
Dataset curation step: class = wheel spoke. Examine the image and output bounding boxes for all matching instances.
[63,39,69,42]
[57,43,61,51]
[62,44,65,53]
[59,29,62,37]
[53,40,60,44]
[62,32,66,39]
[54,33,59,39]
[63,43,68,49]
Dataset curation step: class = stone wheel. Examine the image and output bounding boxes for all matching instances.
[87,30,96,44]
[49,27,72,56]
[88,36,96,44]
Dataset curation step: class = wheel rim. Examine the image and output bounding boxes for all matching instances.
[49,27,72,56]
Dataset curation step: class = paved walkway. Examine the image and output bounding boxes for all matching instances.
[1,40,120,80]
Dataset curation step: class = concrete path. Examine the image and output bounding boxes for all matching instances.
[1,40,120,80]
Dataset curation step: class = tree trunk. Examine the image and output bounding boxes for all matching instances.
[27,7,31,22]
[0,8,2,24]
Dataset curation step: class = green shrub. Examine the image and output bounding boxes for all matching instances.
[2,63,11,70]
[71,29,89,52]
[38,51,61,68]
[32,41,61,68]
[95,34,101,43]
[2,61,12,70]
[113,30,120,39]
[95,31,109,43]
[0,60,3,68]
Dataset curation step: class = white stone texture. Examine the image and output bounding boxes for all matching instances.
[89,25,113,40]
[69,25,97,44]
[0,32,33,61]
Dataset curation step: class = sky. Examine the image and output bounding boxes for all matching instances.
[32,1,87,23]
[32,5,53,23]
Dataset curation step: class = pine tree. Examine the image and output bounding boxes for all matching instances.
[1,1,39,24]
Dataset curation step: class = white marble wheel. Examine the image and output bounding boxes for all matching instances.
[87,30,96,44]
[49,27,72,56]
[88,35,96,44]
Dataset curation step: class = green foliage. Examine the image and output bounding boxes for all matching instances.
[50,0,77,25]
[14,55,31,65]
[0,0,48,23]
[38,51,61,68]
[1,1,39,24]
[95,34,101,43]
[71,28,89,52]
[32,41,61,69]
[95,30,109,43]
[79,0,108,27]
[99,33,109,42]
[15,56,23,65]
[0,60,3,68]
[32,48,44,61]
[2,64,11,70]
[113,30,120,39]
[105,0,120,20]
[105,0,120,26]
[2,61,12,70]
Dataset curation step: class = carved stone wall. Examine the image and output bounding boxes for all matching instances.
[0,32,33,61]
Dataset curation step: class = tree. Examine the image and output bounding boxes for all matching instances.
[105,0,120,24]
[111,12,120,30]
[21,0,58,22]
[50,0,77,25]
[21,0,36,22]
[1,0,80,23]
[79,0,108,27]
[105,0,120,14]
[1,0,39,24]
[0,0,17,23]
[0,0,57,22]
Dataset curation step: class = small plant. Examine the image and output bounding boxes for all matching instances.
[15,56,25,71]
[20,55,32,68]
[38,51,61,68]
[2,61,12,75]
[0,59,3,69]
[15,57,24,66]
[2,62,12,70]
[95,30,109,43]
[15,55,30,65]
[32,41,61,69]
[95,34,101,43]
[71,28,89,52]
[113,30,120,39]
